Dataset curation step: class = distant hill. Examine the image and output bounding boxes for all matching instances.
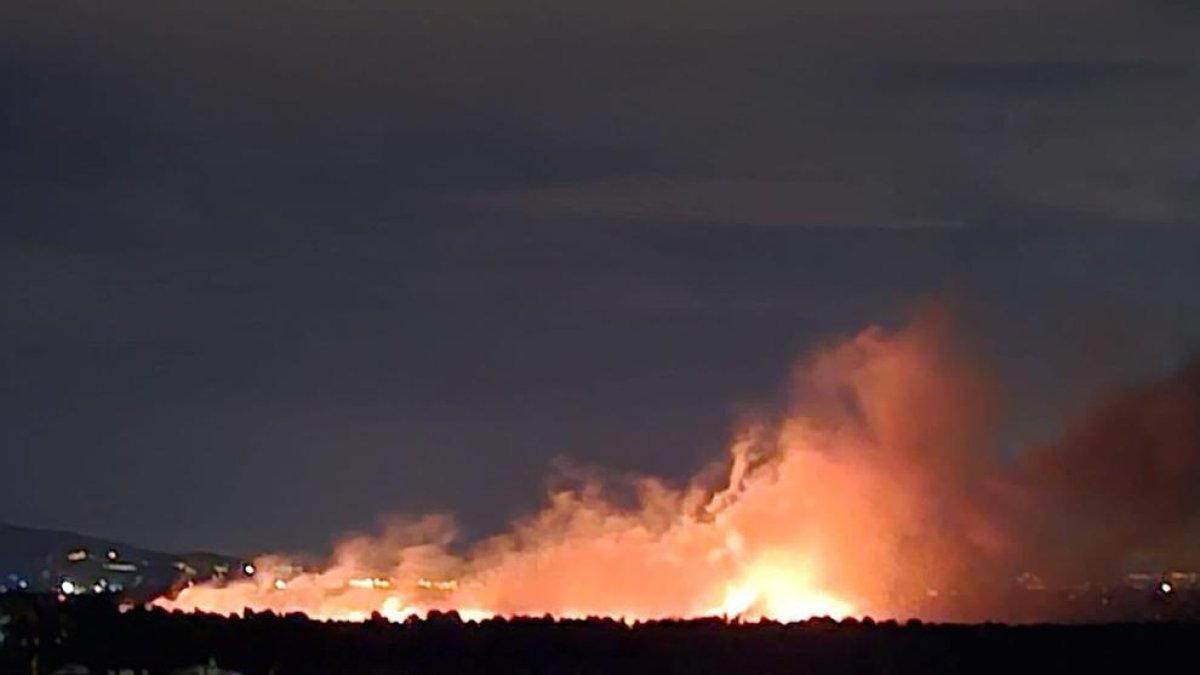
[0,522,168,574]
[0,522,247,600]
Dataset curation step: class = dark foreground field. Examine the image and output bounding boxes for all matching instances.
[3,596,1198,675]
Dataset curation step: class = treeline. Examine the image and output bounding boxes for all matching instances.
[2,594,1199,675]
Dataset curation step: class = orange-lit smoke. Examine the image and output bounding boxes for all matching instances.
[156,311,1200,623]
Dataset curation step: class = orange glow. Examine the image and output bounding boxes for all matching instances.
[157,314,1004,624]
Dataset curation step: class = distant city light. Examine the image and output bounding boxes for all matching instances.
[274,579,287,590]
[1160,581,1173,595]
[106,549,119,561]
[60,580,77,595]
[243,563,256,576]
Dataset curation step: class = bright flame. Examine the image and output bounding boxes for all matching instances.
[715,557,854,622]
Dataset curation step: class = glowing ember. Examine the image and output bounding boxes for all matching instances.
[347,578,392,590]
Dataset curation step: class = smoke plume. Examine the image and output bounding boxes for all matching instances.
[158,309,1200,622]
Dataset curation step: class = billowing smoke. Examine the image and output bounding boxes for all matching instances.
[1003,352,1200,582]
[157,309,1200,622]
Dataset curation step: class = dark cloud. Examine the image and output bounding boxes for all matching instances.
[5,0,1199,227]
[1,0,1198,553]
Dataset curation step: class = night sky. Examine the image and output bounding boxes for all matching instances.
[3,1,1199,556]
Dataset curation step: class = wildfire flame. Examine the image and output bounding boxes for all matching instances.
[156,310,1200,624]
[155,317,975,623]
